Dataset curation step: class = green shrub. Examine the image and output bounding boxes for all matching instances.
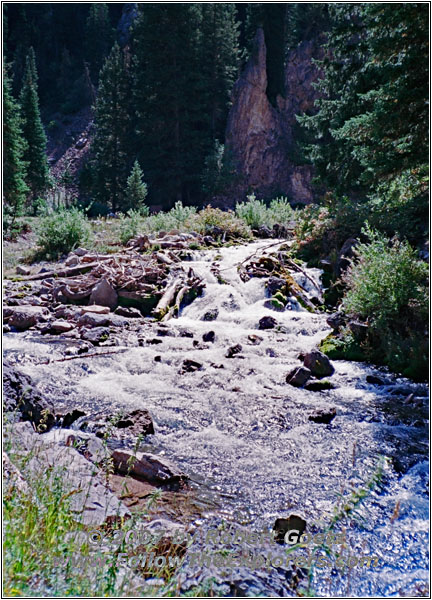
[143,201,197,233]
[341,225,428,379]
[235,194,268,228]
[190,205,251,239]
[37,207,92,258]
[235,194,295,229]
[119,209,143,245]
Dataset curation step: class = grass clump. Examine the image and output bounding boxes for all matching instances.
[143,201,197,233]
[36,207,92,259]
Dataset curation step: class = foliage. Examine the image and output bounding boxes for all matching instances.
[293,195,367,265]
[201,140,237,198]
[3,67,28,233]
[119,209,143,245]
[36,207,92,258]
[84,3,114,83]
[124,160,149,214]
[299,4,428,199]
[19,50,51,202]
[341,226,428,380]
[90,43,132,213]
[190,206,251,239]
[235,195,295,230]
[143,202,197,233]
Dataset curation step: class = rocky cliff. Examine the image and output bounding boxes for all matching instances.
[225,29,323,205]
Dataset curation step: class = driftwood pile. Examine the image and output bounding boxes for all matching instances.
[21,247,205,321]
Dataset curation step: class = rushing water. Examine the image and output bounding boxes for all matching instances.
[4,240,429,596]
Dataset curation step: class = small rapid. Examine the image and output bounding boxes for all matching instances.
[4,240,428,596]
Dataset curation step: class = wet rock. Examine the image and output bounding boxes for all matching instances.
[286,366,311,387]
[3,324,11,333]
[303,349,334,377]
[304,380,335,392]
[112,449,186,484]
[247,334,263,345]
[113,409,154,436]
[181,359,203,373]
[157,327,176,337]
[146,338,162,345]
[366,374,386,385]
[308,407,337,424]
[273,514,307,544]
[4,305,50,331]
[16,265,31,276]
[226,344,242,358]
[178,328,194,338]
[60,409,86,428]
[253,225,273,238]
[114,306,142,318]
[107,314,130,327]
[319,259,333,273]
[203,235,215,245]
[348,320,368,341]
[89,278,118,310]
[203,331,215,343]
[154,355,161,362]
[258,315,277,330]
[81,326,110,345]
[266,276,286,295]
[336,238,359,275]
[326,312,345,331]
[3,362,55,430]
[202,308,219,321]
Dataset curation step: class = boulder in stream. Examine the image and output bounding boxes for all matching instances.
[286,366,311,387]
[258,315,278,330]
[112,449,186,484]
[303,349,334,377]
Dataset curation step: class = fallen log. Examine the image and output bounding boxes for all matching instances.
[22,263,98,281]
[152,278,182,319]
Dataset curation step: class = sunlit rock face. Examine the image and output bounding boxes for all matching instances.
[225,29,323,205]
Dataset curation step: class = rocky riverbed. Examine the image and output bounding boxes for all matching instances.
[3,240,429,597]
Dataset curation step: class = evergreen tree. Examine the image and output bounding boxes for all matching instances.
[20,51,50,202]
[3,68,28,230]
[91,43,132,212]
[85,4,114,83]
[200,4,239,140]
[132,4,203,207]
[298,4,428,196]
[124,160,148,213]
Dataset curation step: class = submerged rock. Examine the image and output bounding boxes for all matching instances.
[273,514,307,544]
[308,407,337,424]
[181,359,203,373]
[203,331,215,343]
[202,308,219,321]
[226,344,243,358]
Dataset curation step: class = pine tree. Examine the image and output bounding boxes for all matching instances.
[91,42,132,212]
[20,51,50,202]
[3,68,28,230]
[85,4,114,83]
[132,4,203,207]
[124,160,148,213]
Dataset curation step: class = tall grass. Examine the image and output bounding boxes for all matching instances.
[235,194,294,229]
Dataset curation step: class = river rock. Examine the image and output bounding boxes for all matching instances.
[336,238,359,275]
[273,514,307,544]
[4,305,50,331]
[308,407,337,424]
[114,306,142,318]
[74,247,88,256]
[258,315,277,330]
[326,311,345,330]
[203,331,215,343]
[181,359,203,373]
[111,449,185,484]
[78,312,110,328]
[114,409,155,436]
[226,344,243,358]
[50,319,75,333]
[81,305,110,315]
[348,320,368,341]
[81,326,110,345]
[65,254,79,266]
[303,349,334,377]
[366,374,387,385]
[89,278,118,310]
[3,362,55,430]
[16,265,31,276]
[286,366,311,387]
[202,308,219,321]
[266,276,286,295]
[304,380,335,392]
